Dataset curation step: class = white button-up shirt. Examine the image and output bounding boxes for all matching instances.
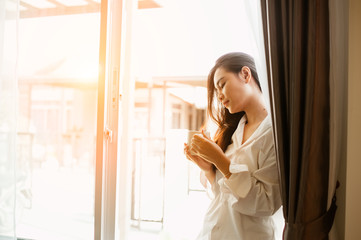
[196,115,282,240]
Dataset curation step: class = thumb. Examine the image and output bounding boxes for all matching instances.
[201,129,210,139]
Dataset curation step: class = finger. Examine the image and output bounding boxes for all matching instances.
[201,129,210,139]
[190,142,199,153]
[192,134,203,143]
[184,149,192,160]
[185,143,196,157]
[187,151,199,163]
[185,143,196,152]
[184,144,191,157]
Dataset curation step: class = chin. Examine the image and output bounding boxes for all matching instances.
[226,105,242,114]
[228,108,236,114]
[228,108,243,115]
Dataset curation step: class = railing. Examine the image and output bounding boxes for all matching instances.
[130,137,166,229]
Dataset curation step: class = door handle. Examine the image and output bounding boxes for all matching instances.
[104,127,113,143]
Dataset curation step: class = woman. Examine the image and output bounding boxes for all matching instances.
[184,52,281,239]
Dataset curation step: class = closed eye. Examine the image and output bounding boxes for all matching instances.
[215,82,225,96]
[217,81,226,91]
[215,84,223,93]
[215,77,225,90]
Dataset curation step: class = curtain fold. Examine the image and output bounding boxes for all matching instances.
[0,0,18,239]
[328,1,348,239]
[260,0,337,239]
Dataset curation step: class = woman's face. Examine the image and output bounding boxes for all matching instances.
[213,67,251,114]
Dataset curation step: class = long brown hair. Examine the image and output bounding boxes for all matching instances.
[207,52,262,152]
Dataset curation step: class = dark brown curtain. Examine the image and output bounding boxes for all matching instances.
[260,1,337,239]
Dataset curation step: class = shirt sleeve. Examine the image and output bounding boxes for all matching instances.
[221,130,282,217]
[205,170,223,198]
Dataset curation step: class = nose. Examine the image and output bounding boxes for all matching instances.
[218,91,224,101]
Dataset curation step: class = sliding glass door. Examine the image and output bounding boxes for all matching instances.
[10,1,101,239]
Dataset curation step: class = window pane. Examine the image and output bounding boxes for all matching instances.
[16,11,100,240]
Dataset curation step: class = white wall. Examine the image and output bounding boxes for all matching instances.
[344,0,361,239]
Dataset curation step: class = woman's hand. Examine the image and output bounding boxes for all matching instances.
[184,142,215,184]
[184,143,214,173]
[190,130,226,166]
[190,130,232,178]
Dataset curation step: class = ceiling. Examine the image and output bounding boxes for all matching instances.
[8,0,162,18]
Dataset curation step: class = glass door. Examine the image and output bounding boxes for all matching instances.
[14,1,101,240]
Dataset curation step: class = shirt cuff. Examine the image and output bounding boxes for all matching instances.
[206,170,222,196]
[223,163,252,198]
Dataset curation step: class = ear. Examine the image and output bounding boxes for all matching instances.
[238,66,252,83]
